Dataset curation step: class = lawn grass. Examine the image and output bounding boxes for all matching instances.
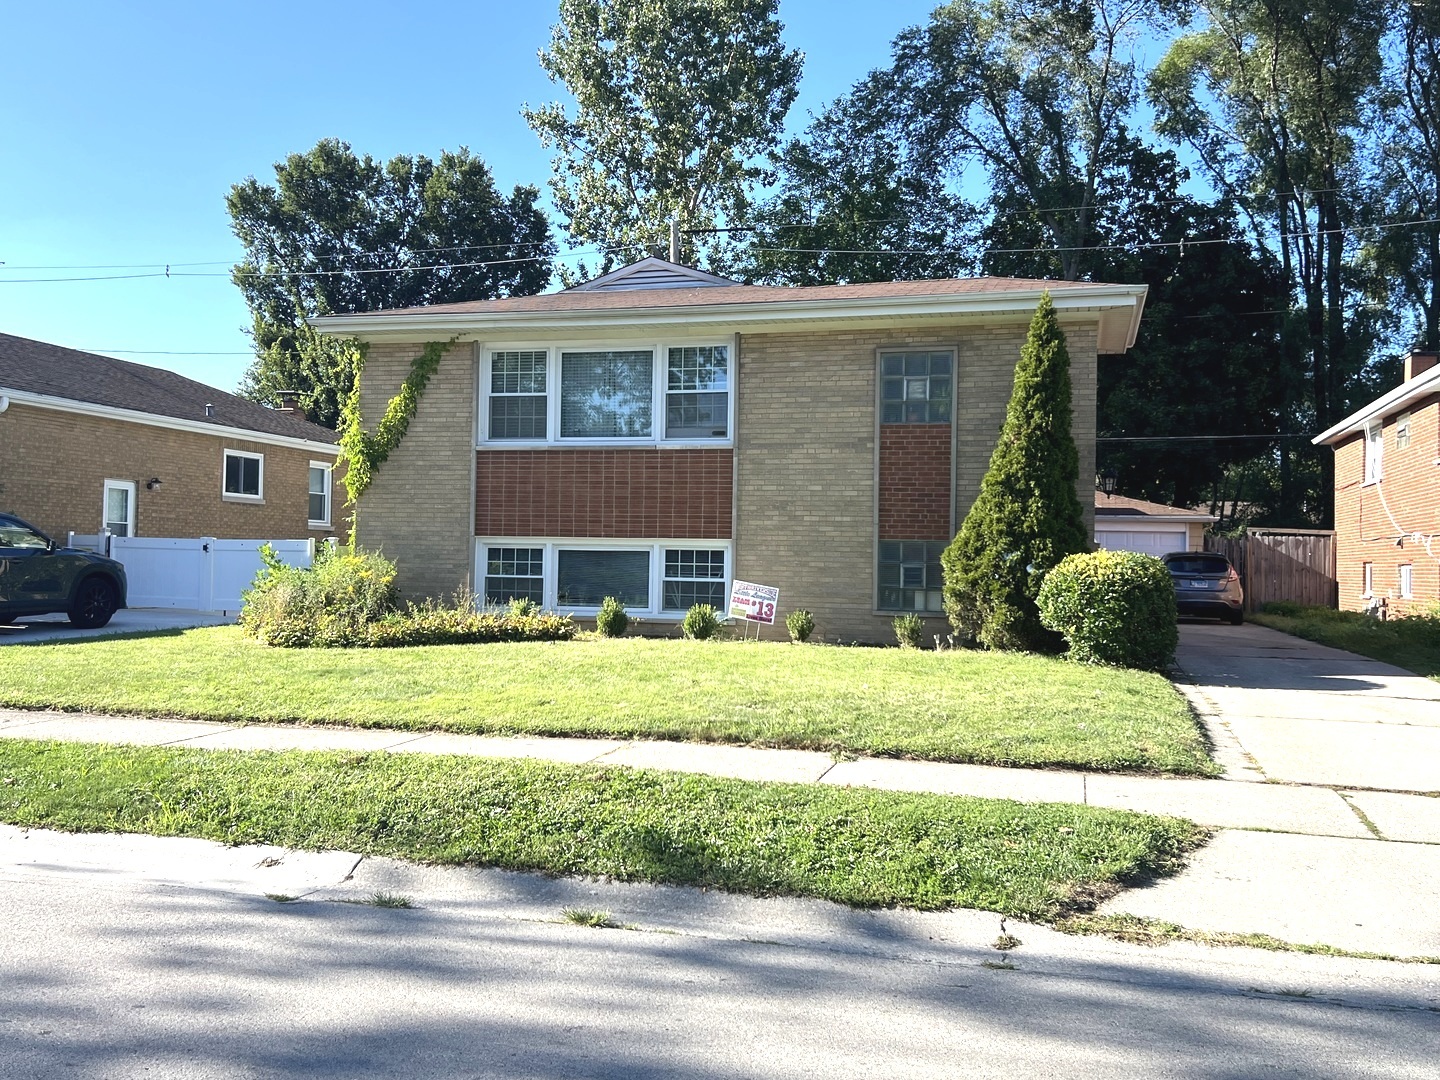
[0,627,1214,775]
[1251,606,1440,680]
[0,738,1203,919]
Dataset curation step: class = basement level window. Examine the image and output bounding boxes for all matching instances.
[223,450,263,500]
[877,540,946,612]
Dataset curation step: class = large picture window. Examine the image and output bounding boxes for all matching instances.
[482,342,732,445]
[557,548,651,608]
[880,351,952,424]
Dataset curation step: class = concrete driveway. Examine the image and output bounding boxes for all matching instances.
[0,608,234,644]
[1173,622,1440,793]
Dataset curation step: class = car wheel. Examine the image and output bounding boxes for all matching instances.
[1225,609,1244,626]
[68,577,118,629]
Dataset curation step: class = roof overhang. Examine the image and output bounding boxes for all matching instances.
[1095,513,1216,524]
[0,386,340,454]
[311,284,1149,355]
[1313,364,1440,445]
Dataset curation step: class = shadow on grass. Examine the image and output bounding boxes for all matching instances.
[0,626,192,647]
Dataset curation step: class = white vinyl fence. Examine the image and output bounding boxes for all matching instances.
[110,537,317,613]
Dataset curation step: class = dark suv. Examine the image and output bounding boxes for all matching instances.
[1163,551,1244,625]
[0,514,128,629]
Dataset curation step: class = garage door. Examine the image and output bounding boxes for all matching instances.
[1094,529,1186,557]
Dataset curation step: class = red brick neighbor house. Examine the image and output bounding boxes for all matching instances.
[1092,494,1215,557]
[0,333,342,546]
[313,258,1148,641]
[1314,348,1440,615]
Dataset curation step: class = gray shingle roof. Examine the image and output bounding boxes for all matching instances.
[0,333,337,444]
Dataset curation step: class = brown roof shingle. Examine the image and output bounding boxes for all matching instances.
[1094,493,1215,520]
[0,333,336,444]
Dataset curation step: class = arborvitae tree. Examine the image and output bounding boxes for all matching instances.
[942,293,1090,652]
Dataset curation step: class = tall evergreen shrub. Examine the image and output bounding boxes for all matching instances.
[942,293,1089,652]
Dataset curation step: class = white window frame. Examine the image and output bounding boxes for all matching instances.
[1399,563,1414,599]
[477,337,736,449]
[222,449,265,502]
[475,538,732,619]
[1362,561,1374,598]
[1363,422,1383,485]
[1396,411,1412,451]
[307,461,333,529]
[101,478,137,538]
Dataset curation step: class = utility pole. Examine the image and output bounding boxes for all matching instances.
[668,217,680,264]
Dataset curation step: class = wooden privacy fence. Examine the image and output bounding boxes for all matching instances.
[1205,529,1337,612]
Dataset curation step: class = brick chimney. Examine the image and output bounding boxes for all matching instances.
[275,390,307,422]
[1404,349,1438,383]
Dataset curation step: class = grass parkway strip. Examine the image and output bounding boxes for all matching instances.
[0,739,1204,920]
[0,627,1216,775]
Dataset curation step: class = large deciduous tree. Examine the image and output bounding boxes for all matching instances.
[942,294,1089,653]
[522,0,803,272]
[228,139,553,427]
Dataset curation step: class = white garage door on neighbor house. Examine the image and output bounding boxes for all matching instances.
[1092,493,1215,556]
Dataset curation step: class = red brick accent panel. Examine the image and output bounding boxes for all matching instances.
[879,424,952,541]
[476,448,733,539]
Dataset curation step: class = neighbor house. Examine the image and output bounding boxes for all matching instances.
[313,258,1147,641]
[1314,348,1440,615]
[1093,494,1214,556]
[0,333,341,546]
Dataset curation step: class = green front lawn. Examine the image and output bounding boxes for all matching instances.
[0,627,1214,774]
[0,739,1203,918]
[1253,606,1440,680]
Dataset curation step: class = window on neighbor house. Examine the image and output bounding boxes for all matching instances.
[1399,563,1414,599]
[877,540,946,612]
[223,450,263,499]
[665,346,729,438]
[484,546,545,606]
[1362,562,1374,597]
[1396,412,1411,450]
[880,351,953,424]
[489,351,548,440]
[1364,423,1383,484]
[662,548,727,611]
[308,463,331,527]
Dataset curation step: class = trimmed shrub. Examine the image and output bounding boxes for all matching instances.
[786,608,816,643]
[893,613,925,649]
[1037,550,1178,671]
[943,294,1089,653]
[595,596,629,638]
[362,603,576,647]
[680,603,721,640]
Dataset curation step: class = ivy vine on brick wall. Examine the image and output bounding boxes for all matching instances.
[338,338,456,507]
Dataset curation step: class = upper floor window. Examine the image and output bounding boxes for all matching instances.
[223,449,263,501]
[481,342,732,445]
[880,351,952,424]
[1395,412,1411,450]
[1363,423,1383,484]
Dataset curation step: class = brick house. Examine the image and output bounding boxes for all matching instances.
[314,259,1147,641]
[1314,348,1440,615]
[0,333,341,546]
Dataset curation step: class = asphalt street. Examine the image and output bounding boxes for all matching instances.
[2,828,1437,1080]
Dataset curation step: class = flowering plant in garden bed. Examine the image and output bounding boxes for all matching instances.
[240,545,574,648]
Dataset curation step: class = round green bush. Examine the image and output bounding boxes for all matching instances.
[681,603,721,640]
[595,596,628,638]
[1037,550,1178,671]
[786,608,816,643]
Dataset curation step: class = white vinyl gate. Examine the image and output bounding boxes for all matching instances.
[110,537,315,613]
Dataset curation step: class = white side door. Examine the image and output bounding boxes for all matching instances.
[102,479,137,538]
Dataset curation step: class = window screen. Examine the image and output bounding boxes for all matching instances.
[557,549,650,608]
[880,351,952,423]
[490,351,548,439]
[560,350,653,438]
[662,548,726,610]
[485,546,544,606]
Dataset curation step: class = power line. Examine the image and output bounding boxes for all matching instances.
[1097,434,1315,442]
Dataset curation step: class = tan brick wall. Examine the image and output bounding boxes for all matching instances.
[476,448,732,539]
[735,321,1100,642]
[355,341,477,602]
[1332,397,1440,614]
[0,401,338,543]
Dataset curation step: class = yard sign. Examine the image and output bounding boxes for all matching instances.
[728,580,779,624]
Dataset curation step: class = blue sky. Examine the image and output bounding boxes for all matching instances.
[0,0,939,392]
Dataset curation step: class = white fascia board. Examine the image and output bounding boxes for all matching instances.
[1313,364,1440,445]
[0,386,341,455]
[1095,515,1216,526]
[310,285,1148,354]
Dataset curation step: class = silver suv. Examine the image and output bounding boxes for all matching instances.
[1163,552,1244,625]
